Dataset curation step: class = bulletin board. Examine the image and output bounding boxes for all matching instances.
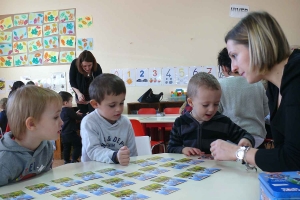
[0,8,77,67]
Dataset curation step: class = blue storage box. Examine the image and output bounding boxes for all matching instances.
[259,172,300,199]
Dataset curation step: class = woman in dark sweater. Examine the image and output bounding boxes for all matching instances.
[69,50,102,114]
[210,11,300,172]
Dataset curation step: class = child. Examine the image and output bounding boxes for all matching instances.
[0,85,63,186]
[80,73,137,166]
[59,91,84,164]
[0,98,8,134]
[167,72,254,156]
[8,81,24,97]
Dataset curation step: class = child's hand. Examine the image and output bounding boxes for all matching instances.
[117,146,130,166]
[238,138,252,147]
[182,147,204,156]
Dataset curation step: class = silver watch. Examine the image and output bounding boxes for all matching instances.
[235,146,248,163]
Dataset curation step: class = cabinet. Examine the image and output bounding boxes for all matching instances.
[127,101,184,114]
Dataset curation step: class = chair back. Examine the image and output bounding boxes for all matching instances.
[130,119,146,137]
[135,136,152,155]
[138,108,156,114]
[164,107,180,114]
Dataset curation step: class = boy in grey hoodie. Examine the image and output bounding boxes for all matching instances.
[0,86,63,186]
[81,74,137,165]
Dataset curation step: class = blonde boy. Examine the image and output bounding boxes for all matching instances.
[81,74,137,166]
[0,86,63,186]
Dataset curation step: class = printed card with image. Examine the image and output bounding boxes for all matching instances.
[186,166,206,172]
[96,168,126,176]
[173,163,190,169]
[79,183,115,196]
[146,156,163,161]
[138,161,157,167]
[0,190,34,200]
[139,166,170,175]
[175,172,210,181]
[123,171,144,178]
[25,183,59,194]
[102,177,136,188]
[159,162,177,168]
[199,154,214,160]
[131,159,147,164]
[159,158,175,162]
[111,189,149,200]
[141,183,180,195]
[151,176,187,186]
[51,189,89,200]
[201,168,221,174]
[51,177,84,187]
[175,158,204,165]
[74,171,103,181]
[136,174,157,181]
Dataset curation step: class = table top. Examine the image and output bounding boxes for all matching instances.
[0,153,261,200]
[123,114,179,123]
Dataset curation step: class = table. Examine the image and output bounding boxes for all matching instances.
[0,153,261,200]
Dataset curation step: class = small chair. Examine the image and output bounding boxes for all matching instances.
[130,119,165,153]
[138,108,156,114]
[135,136,152,155]
[164,107,180,114]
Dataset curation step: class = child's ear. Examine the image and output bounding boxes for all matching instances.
[187,97,193,107]
[90,99,99,109]
[25,117,36,130]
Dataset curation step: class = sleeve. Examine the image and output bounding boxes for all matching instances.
[225,118,255,147]
[44,141,54,170]
[126,121,138,157]
[262,88,269,117]
[0,164,11,186]
[167,119,184,153]
[80,116,115,164]
[69,59,78,88]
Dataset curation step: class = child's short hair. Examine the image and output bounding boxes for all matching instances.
[59,91,73,102]
[187,72,221,98]
[0,98,8,110]
[7,85,62,139]
[89,73,126,104]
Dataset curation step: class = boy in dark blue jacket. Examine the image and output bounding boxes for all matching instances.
[167,72,254,156]
[59,91,85,164]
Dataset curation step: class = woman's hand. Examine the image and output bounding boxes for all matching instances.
[77,92,85,103]
[210,139,239,161]
[182,147,204,156]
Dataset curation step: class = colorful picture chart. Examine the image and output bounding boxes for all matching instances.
[0,16,13,31]
[14,53,28,66]
[28,12,44,25]
[77,15,93,28]
[59,9,75,22]
[162,67,176,85]
[13,14,28,26]
[110,69,123,79]
[43,23,58,36]
[175,66,189,85]
[148,67,162,86]
[0,32,12,43]
[0,56,13,67]
[0,44,12,56]
[28,38,43,53]
[60,36,76,47]
[135,68,149,86]
[28,25,42,38]
[59,22,75,35]
[60,51,75,63]
[123,68,136,86]
[77,38,93,51]
[13,27,27,41]
[44,10,59,23]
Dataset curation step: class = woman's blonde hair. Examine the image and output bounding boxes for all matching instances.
[225,11,290,74]
[7,85,62,139]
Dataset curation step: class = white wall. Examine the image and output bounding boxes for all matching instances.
[1,0,300,113]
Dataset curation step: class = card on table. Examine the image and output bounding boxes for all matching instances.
[198,154,214,160]
[51,189,89,200]
[175,158,204,165]
[146,156,163,161]
[0,190,34,200]
[139,166,170,175]
[131,159,147,164]
[78,183,115,196]
[159,162,190,169]
[96,168,126,176]
[151,176,187,186]
[186,166,221,174]
[159,157,175,162]
[51,177,84,187]
[25,183,59,194]
[141,183,180,195]
[175,172,210,181]
[102,177,136,188]
[74,171,103,181]
[123,171,144,178]
[138,161,157,167]
[111,189,149,200]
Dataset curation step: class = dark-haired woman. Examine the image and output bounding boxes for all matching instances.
[69,50,102,114]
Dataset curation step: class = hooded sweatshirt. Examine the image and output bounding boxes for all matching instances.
[81,110,137,163]
[0,132,53,186]
[167,111,255,154]
[255,49,300,172]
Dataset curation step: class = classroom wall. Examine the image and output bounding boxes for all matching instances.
[1,0,300,113]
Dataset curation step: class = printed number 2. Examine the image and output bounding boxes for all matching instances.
[140,70,144,77]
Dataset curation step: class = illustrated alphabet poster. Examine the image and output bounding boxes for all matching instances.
[0,8,76,67]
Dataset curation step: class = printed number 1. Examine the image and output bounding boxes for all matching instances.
[127,71,130,77]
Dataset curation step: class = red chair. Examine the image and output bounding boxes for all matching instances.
[130,119,165,153]
[138,108,156,114]
[164,107,180,114]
